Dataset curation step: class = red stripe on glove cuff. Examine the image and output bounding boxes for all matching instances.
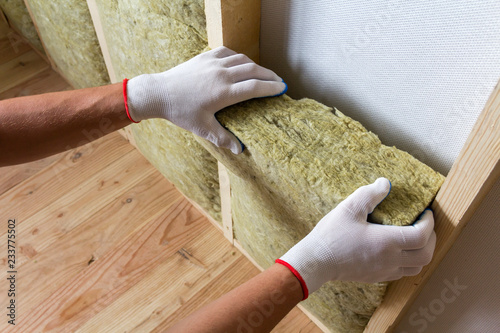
[275,259,309,300]
[123,78,139,123]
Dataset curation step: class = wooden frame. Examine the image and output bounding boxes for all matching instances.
[47,0,499,331]
[21,0,74,87]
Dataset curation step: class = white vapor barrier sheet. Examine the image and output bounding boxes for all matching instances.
[260,0,500,175]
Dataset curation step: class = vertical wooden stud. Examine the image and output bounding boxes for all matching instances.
[218,162,233,243]
[205,0,261,62]
[86,0,117,84]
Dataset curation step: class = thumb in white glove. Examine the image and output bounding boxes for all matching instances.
[125,46,287,154]
[276,178,436,299]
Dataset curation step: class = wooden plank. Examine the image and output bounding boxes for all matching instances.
[0,50,49,92]
[2,150,155,271]
[0,151,63,195]
[0,133,133,227]
[297,305,332,333]
[365,79,500,332]
[0,68,71,100]
[218,161,233,242]
[16,197,207,332]
[0,172,184,332]
[118,125,138,148]
[86,0,117,83]
[150,254,321,333]
[205,0,261,62]
[74,227,240,333]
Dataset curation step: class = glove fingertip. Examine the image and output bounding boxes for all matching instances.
[272,80,288,97]
[368,177,391,213]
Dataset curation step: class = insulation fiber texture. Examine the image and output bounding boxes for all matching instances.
[25,0,109,88]
[95,0,221,222]
[0,0,43,51]
[197,95,445,332]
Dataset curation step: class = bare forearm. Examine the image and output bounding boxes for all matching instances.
[167,263,303,333]
[0,83,130,166]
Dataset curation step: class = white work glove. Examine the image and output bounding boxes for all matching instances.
[276,178,436,300]
[125,46,287,154]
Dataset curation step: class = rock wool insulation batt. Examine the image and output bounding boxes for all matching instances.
[198,96,445,332]
[0,0,43,52]
[94,0,221,223]
[25,0,109,88]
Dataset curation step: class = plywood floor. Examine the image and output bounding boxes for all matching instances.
[0,23,321,332]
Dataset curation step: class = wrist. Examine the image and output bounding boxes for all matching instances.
[270,263,304,303]
[122,78,139,123]
[278,233,339,298]
[126,73,170,122]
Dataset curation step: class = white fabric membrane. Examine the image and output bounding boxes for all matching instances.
[260,0,500,175]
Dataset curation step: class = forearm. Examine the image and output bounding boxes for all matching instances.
[167,263,303,333]
[0,83,130,166]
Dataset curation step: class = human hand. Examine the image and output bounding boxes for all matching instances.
[276,178,436,299]
[125,46,287,154]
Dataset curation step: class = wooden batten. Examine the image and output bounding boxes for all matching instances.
[218,162,234,243]
[86,0,117,84]
[206,0,261,63]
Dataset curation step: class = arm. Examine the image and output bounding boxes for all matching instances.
[0,46,286,166]
[0,83,128,166]
[166,263,303,333]
[168,178,436,332]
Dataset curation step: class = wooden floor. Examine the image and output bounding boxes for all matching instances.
[0,23,320,332]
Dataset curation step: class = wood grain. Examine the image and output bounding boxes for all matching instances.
[16,198,206,332]
[365,80,500,332]
[205,0,261,62]
[0,150,155,272]
[0,68,70,99]
[0,151,63,195]
[218,161,234,242]
[0,50,49,92]
[0,133,133,226]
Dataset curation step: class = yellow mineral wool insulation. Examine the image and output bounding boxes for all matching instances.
[196,95,445,332]
[94,0,207,81]
[25,0,109,88]
[0,0,43,52]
